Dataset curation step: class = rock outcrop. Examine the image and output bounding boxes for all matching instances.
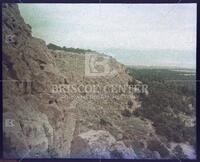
[2,3,160,159]
[71,130,137,159]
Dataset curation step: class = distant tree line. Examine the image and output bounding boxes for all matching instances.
[47,43,95,54]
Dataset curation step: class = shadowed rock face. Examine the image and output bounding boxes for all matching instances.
[2,4,159,159]
[3,3,77,158]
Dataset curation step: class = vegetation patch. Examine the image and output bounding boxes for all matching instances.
[47,43,95,54]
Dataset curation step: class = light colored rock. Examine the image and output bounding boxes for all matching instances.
[152,151,161,159]
[71,130,137,159]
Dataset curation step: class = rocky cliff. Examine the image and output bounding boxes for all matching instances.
[3,4,162,159]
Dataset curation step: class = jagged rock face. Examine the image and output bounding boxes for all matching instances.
[2,4,157,159]
[2,4,74,158]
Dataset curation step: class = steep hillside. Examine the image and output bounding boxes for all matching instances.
[2,4,180,159]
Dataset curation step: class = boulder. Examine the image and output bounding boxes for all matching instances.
[71,130,137,159]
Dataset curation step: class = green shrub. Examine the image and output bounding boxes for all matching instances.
[47,43,95,54]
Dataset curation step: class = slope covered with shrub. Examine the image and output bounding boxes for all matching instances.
[127,68,196,145]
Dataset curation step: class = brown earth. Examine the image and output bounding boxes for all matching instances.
[2,3,166,159]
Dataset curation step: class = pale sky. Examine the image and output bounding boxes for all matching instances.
[18,3,197,68]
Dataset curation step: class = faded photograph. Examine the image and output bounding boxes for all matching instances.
[2,3,196,159]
